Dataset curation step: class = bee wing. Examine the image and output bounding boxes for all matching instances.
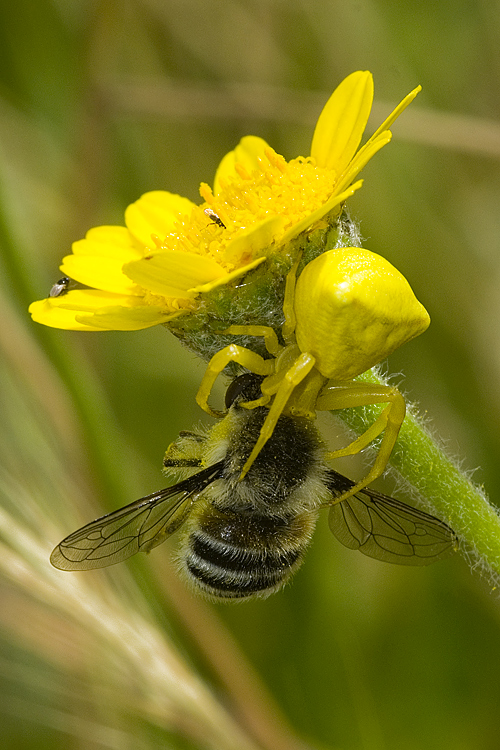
[51,462,224,571]
[325,470,457,565]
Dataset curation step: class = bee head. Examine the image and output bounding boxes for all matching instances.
[225,373,265,410]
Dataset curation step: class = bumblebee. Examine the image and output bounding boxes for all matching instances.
[51,374,457,601]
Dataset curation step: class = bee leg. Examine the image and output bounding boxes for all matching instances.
[316,382,406,502]
[196,344,274,418]
[163,431,207,470]
[239,352,316,479]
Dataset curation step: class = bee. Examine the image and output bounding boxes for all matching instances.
[49,276,71,297]
[51,374,457,601]
[204,207,226,229]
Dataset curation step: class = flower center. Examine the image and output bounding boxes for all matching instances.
[153,148,337,271]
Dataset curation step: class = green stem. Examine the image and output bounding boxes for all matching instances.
[340,368,500,581]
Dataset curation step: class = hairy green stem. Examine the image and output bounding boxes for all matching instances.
[340,369,500,582]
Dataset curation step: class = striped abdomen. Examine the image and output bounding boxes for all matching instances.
[179,506,317,601]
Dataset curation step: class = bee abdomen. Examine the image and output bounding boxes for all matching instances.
[180,509,316,601]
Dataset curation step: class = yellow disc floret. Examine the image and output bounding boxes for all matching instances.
[200,149,338,250]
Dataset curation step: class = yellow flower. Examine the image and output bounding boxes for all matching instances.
[29,71,420,332]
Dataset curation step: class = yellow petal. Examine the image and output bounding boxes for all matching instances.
[311,71,373,173]
[337,86,422,197]
[30,289,180,331]
[335,86,421,194]
[123,251,227,297]
[61,255,140,295]
[190,257,266,294]
[29,290,140,330]
[369,85,421,143]
[279,181,364,245]
[334,132,391,196]
[55,289,141,309]
[29,298,101,330]
[76,306,181,331]
[72,226,141,261]
[222,216,285,264]
[125,191,195,248]
[213,136,270,195]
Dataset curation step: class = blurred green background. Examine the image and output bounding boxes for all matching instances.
[2,1,500,748]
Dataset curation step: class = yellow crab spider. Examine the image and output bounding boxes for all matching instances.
[196,248,430,502]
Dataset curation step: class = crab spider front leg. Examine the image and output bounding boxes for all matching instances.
[196,344,275,418]
[239,352,317,479]
[221,324,283,357]
[316,382,406,502]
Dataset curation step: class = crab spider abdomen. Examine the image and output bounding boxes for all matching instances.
[293,248,430,381]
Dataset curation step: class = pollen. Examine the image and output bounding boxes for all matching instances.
[210,150,337,240]
[154,150,338,273]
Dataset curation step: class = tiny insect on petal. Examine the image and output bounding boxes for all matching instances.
[49,277,70,297]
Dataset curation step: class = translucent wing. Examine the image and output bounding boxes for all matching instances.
[326,470,457,565]
[51,462,224,571]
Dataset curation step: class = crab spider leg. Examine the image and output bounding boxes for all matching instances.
[196,344,274,418]
[197,324,285,413]
[221,324,283,357]
[197,259,302,419]
[281,256,300,344]
[239,352,317,479]
[316,382,406,502]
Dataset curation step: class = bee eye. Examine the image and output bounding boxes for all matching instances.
[224,373,263,409]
